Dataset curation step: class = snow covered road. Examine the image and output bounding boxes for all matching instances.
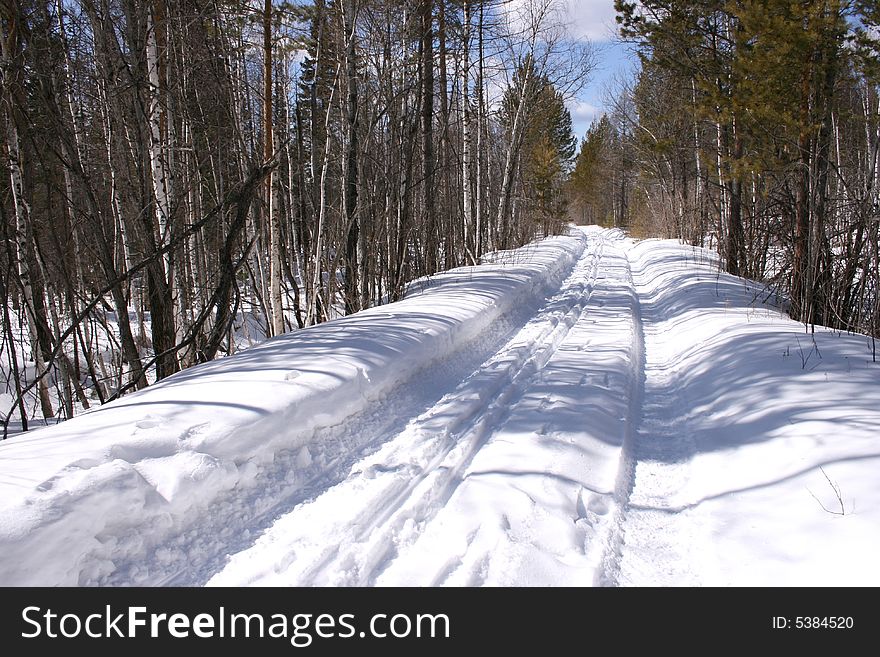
[2,225,879,586]
[209,227,640,586]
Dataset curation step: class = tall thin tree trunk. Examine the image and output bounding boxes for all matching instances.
[1,21,54,420]
[496,58,533,248]
[462,1,474,262]
[422,0,437,273]
[437,0,452,269]
[264,0,284,336]
[476,1,486,256]
[343,0,361,314]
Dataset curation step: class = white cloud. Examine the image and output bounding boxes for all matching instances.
[569,99,601,121]
[502,0,619,44]
[567,99,603,139]
[564,0,620,42]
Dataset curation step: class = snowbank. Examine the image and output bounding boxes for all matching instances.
[0,233,585,586]
[619,238,880,586]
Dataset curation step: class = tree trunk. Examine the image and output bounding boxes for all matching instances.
[343,0,361,315]
[264,0,284,336]
[462,1,474,262]
[497,58,534,248]
[421,0,437,273]
[1,19,54,420]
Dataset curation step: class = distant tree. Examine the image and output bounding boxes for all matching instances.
[570,115,614,226]
[501,59,579,238]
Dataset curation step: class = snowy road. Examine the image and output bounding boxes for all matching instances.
[209,227,641,586]
[3,225,879,586]
[207,226,880,587]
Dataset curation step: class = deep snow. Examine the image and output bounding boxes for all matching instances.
[1,226,877,586]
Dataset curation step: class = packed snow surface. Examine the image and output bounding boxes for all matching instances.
[1,226,877,586]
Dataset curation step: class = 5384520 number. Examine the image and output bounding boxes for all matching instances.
[795,617,853,629]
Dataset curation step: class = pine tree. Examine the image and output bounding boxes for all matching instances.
[501,64,577,237]
[570,115,614,226]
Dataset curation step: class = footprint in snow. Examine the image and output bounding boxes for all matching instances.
[576,489,610,522]
[135,416,161,430]
[179,422,211,445]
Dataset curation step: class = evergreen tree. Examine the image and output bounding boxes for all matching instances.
[501,62,577,236]
[569,115,614,226]
[615,0,880,332]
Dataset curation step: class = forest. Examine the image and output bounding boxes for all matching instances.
[572,1,880,339]
[1,0,589,432]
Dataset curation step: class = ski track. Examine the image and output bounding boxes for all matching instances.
[105,232,589,586]
[592,238,644,587]
[208,226,645,587]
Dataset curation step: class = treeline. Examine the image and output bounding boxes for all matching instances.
[0,0,590,432]
[571,0,880,338]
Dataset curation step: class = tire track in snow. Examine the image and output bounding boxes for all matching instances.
[348,236,610,586]
[373,230,645,586]
[614,241,703,586]
[207,230,611,586]
[593,236,645,587]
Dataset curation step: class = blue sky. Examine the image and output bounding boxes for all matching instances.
[563,0,639,139]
